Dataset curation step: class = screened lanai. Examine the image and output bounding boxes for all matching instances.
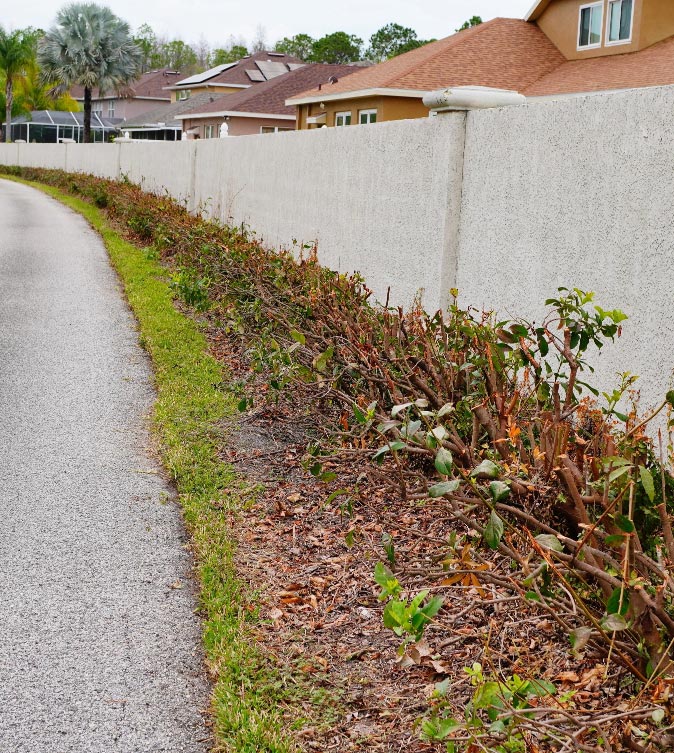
[4,111,120,143]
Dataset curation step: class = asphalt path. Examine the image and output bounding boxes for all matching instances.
[0,179,210,752]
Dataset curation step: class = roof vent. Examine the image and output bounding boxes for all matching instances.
[328,76,338,84]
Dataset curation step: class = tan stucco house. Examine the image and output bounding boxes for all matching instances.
[288,0,674,128]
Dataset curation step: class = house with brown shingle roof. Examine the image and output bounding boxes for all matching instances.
[288,1,674,128]
[71,68,182,121]
[175,64,361,138]
[166,51,304,104]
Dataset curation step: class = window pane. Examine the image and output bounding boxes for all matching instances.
[360,113,367,124]
[345,115,351,125]
[620,0,632,39]
[589,6,601,44]
[579,7,591,46]
[609,2,621,41]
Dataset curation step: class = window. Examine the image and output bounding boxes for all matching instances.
[204,125,216,138]
[177,89,191,101]
[358,109,377,125]
[107,100,115,118]
[92,102,103,116]
[607,0,633,44]
[578,2,603,49]
[260,126,294,134]
[334,111,351,127]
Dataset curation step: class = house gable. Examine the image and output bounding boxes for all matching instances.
[532,0,674,60]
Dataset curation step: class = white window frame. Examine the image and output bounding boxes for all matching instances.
[177,89,191,101]
[334,111,352,127]
[260,126,294,134]
[204,124,215,138]
[606,0,635,46]
[358,109,377,125]
[107,100,115,118]
[577,1,604,50]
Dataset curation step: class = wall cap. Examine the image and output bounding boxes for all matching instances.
[424,86,526,112]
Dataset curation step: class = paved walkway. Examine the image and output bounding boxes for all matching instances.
[0,180,209,752]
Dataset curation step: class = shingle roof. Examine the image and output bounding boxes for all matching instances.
[179,64,361,118]
[523,34,674,96]
[71,68,181,100]
[123,92,218,128]
[172,50,304,89]
[289,19,565,102]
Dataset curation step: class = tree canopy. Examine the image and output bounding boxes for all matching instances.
[0,27,36,141]
[310,32,363,64]
[39,3,142,142]
[366,23,425,62]
[456,16,483,32]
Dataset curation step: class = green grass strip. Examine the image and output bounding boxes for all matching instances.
[9,178,298,753]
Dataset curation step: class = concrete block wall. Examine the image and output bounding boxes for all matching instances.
[1,84,673,409]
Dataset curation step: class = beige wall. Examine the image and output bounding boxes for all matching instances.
[181,115,295,138]
[297,95,428,129]
[537,0,674,59]
[639,0,674,48]
[537,0,643,58]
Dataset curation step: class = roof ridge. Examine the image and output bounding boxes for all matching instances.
[377,17,502,88]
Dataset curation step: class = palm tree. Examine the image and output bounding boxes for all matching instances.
[0,28,35,143]
[38,3,141,143]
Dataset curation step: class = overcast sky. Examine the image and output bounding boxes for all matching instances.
[4,1,534,48]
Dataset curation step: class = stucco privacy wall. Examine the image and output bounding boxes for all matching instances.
[118,142,196,203]
[457,85,674,413]
[191,117,466,309]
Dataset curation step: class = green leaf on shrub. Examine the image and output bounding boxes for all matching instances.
[606,588,629,617]
[429,480,460,498]
[373,441,407,462]
[312,345,334,373]
[639,465,655,502]
[608,465,631,483]
[601,613,628,632]
[535,534,563,552]
[353,405,366,424]
[483,511,504,549]
[437,403,454,418]
[525,591,541,602]
[434,448,453,475]
[667,391,674,409]
[391,402,412,417]
[489,481,510,502]
[614,513,635,533]
[289,330,306,345]
[471,459,500,479]
[605,534,627,548]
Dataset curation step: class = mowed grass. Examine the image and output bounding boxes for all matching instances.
[12,179,299,753]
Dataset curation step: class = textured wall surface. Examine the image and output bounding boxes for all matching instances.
[2,85,674,409]
[457,85,674,411]
[191,116,466,309]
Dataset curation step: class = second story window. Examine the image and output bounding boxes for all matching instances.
[578,2,603,49]
[177,89,191,101]
[607,0,633,44]
[108,100,115,118]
